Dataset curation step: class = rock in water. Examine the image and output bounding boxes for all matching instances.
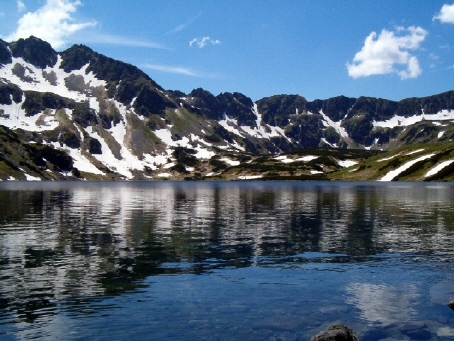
[309,323,359,341]
[448,299,454,311]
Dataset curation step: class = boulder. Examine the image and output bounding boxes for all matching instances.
[309,323,359,341]
[448,299,454,311]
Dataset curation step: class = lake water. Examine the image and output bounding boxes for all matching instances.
[1,181,454,340]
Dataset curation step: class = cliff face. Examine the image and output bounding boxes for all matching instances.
[0,36,453,181]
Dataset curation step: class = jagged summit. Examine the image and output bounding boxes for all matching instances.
[0,36,453,181]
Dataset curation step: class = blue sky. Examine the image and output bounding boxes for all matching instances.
[0,0,453,102]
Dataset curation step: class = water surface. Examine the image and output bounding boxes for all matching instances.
[1,181,454,340]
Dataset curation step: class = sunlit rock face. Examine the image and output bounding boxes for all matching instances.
[0,36,453,180]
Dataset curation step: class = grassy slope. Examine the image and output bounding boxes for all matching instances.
[328,142,454,181]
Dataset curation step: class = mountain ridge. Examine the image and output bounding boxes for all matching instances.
[0,36,454,181]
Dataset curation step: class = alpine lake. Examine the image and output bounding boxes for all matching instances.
[1,180,454,341]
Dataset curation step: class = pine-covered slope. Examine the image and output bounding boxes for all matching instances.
[0,36,453,181]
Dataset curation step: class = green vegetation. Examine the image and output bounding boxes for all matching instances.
[329,142,454,181]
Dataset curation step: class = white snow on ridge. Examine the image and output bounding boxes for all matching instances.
[379,154,435,181]
[0,56,106,102]
[219,115,245,138]
[374,110,454,128]
[0,99,65,132]
[425,160,454,178]
[65,146,105,176]
[406,149,424,155]
[320,109,349,138]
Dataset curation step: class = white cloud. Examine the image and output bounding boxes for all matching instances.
[189,36,221,48]
[434,3,454,24]
[82,34,166,49]
[4,0,96,49]
[167,12,202,35]
[347,26,428,80]
[142,63,198,76]
[17,0,25,12]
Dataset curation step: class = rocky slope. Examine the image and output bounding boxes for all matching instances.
[0,36,453,181]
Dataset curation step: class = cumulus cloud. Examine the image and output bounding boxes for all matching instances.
[434,3,454,24]
[4,0,96,49]
[347,26,428,80]
[189,36,221,48]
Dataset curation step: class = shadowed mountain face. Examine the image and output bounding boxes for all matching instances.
[0,36,453,181]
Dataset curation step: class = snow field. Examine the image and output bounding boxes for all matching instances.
[373,110,454,129]
[379,154,435,181]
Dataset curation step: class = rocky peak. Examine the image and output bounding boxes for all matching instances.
[0,39,12,66]
[8,36,58,69]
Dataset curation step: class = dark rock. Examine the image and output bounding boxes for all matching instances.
[88,138,102,154]
[217,92,255,126]
[0,39,12,65]
[22,91,74,116]
[257,94,308,127]
[309,323,359,341]
[0,82,22,105]
[448,299,454,311]
[9,36,57,69]
[72,102,98,127]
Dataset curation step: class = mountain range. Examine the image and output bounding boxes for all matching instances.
[1,36,454,181]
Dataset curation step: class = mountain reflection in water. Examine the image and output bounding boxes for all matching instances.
[1,181,454,340]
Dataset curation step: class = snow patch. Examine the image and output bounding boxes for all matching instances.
[157,173,171,177]
[338,160,358,168]
[377,154,399,162]
[425,160,454,178]
[406,149,424,155]
[374,110,454,129]
[380,154,435,181]
[320,109,349,138]
[238,175,263,180]
[220,158,240,166]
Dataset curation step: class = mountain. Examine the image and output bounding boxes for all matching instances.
[0,36,454,181]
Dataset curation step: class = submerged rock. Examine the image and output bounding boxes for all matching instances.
[309,323,359,341]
